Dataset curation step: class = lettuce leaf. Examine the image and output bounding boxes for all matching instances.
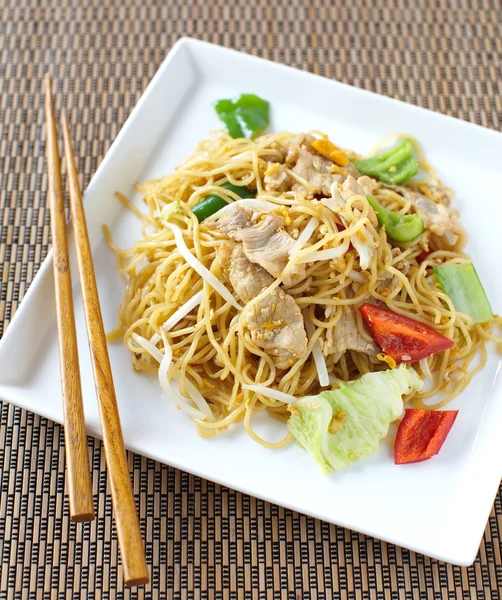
[287,366,423,473]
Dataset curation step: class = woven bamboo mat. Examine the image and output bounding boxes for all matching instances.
[1,0,502,597]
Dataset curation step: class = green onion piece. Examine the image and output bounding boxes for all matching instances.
[367,195,424,243]
[192,182,255,222]
[355,140,420,184]
[214,94,270,139]
[434,262,493,324]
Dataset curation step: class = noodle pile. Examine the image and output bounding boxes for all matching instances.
[106,131,501,447]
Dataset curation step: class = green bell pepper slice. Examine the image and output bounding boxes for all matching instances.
[214,94,270,139]
[367,195,424,243]
[192,182,255,222]
[355,140,419,185]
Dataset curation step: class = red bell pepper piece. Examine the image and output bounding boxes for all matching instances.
[394,408,458,464]
[360,303,454,363]
[416,250,431,264]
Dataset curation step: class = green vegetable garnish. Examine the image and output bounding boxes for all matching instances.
[192,182,255,222]
[288,366,423,473]
[355,140,419,184]
[434,262,493,324]
[214,94,270,139]
[367,195,424,243]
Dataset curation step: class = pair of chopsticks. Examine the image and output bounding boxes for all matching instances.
[44,74,149,587]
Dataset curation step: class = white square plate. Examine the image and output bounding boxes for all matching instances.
[1,38,502,565]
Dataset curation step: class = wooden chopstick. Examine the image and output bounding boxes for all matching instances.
[61,112,149,586]
[44,74,95,523]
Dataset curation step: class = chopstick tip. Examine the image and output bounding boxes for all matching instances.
[45,72,52,90]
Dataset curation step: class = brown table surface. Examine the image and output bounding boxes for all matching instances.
[1,0,501,597]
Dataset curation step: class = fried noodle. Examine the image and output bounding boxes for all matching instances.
[105,131,502,446]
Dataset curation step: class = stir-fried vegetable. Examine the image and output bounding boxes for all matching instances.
[356,140,419,184]
[287,366,423,473]
[367,195,424,243]
[416,250,431,264]
[360,303,454,363]
[434,262,493,324]
[192,182,255,222]
[394,408,458,464]
[214,94,270,139]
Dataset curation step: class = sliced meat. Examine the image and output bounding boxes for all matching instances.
[284,133,316,166]
[219,242,274,302]
[246,287,308,369]
[235,212,294,280]
[340,175,378,203]
[219,242,308,369]
[214,206,305,286]
[285,134,342,196]
[217,239,235,268]
[421,185,452,207]
[264,162,291,193]
[215,205,251,232]
[411,195,459,236]
[261,141,289,164]
[291,147,338,196]
[324,305,379,361]
[263,133,362,197]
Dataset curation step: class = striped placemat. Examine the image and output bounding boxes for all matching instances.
[1,0,501,596]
